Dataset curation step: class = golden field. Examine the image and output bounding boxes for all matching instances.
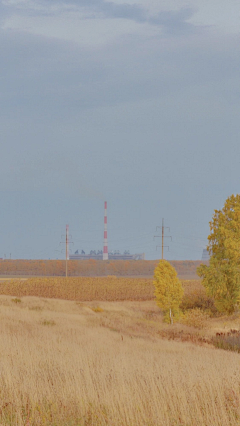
[0,277,208,303]
[0,278,240,425]
[0,295,240,425]
[0,276,154,301]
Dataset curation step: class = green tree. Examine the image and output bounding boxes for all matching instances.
[153,260,184,323]
[197,194,240,314]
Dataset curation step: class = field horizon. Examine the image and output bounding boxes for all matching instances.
[0,259,206,280]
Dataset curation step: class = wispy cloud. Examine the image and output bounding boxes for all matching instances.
[57,1,198,35]
[149,7,198,35]
[1,0,198,35]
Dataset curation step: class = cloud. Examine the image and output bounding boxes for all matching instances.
[149,7,198,35]
[0,21,239,126]
[1,0,199,35]
[60,1,198,35]
[100,2,146,23]
[0,2,239,135]
[0,1,12,22]
[99,3,198,35]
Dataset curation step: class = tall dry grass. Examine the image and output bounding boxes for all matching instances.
[0,296,239,425]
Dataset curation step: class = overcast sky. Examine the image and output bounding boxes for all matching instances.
[0,0,239,260]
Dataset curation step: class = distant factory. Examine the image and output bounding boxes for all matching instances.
[69,250,145,261]
[69,201,145,261]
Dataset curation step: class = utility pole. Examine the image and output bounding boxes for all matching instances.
[60,225,73,277]
[161,218,164,260]
[66,225,69,277]
[154,218,172,259]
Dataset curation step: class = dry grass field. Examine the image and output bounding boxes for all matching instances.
[0,277,207,303]
[0,278,240,425]
[0,277,154,302]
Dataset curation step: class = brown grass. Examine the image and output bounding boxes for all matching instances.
[180,279,216,313]
[0,296,239,425]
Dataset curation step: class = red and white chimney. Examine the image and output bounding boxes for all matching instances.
[103,201,108,260]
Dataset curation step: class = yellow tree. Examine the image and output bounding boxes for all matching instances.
[153,260,183,323]
[198,194,240,314]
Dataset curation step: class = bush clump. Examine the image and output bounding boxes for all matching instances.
[180,308,210,329]
[212,330,240,352]
[180,280,217,315]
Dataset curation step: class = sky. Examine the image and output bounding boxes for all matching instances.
[0,0,240,260]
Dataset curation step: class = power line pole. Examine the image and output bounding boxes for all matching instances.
[154,218,172,259]
[60,225,73,277]
[66,225,69,277]
[162,218,164,260]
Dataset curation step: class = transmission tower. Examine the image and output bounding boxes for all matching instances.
[154,218,172,259]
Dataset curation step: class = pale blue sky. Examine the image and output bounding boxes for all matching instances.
[0,0,239,260]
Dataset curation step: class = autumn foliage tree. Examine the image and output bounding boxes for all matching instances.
[197,194,240,314]
[153,260,183,323]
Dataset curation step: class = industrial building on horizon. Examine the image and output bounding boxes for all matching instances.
[69,201,145,261]
[69,251,145,261]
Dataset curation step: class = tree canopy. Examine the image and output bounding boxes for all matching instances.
[153,259,183,323]
[198,194,240,314]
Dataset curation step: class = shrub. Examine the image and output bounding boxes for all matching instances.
[180,308,209,329]
[180,280,217,315]
[91,306,104,313]
[11,298,21,304]
[212,330,240,352]
[41,320,56,326]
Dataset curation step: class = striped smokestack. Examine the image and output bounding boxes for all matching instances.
[103,201,108,260]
